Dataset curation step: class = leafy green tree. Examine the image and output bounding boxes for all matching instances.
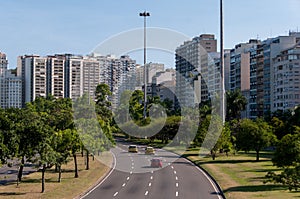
[161,98,174,116]
[95,83,112,121]
[236,118,276,161]
[215,122,233,156]
[27,97,59,192]
[265,128,300,191]
[14,108,46,182]
[52,129,80,182]
[270,117,286,139]
[115,90,133,123]
[226,89,247,121]
[129,90,144,121]
[0,108,18,164]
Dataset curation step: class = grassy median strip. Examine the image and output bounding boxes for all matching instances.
[183,149,300,199]
[0,152,112,199]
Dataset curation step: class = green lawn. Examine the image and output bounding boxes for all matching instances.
[183,149,300,199]
[0,152,112,199]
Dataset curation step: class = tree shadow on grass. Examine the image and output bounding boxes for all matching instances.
[192,159,270,166]
[223,184,288,193]
[243,168,281,173]
[23,178,59,183]
[47,169,76,174]
[0,192,26,196]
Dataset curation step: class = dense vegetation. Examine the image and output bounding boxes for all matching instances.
[0,83,115,192]
[1,86,299,192]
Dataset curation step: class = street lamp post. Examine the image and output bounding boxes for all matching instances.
[139,11,150,119]
[220,0,225,123]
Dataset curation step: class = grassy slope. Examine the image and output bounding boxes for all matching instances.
[0,152,112,199]
[184,149,300,199]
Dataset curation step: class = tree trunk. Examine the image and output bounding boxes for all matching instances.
[55,164,58,172]
[256,149,260,161]
[58,165,61,182]
[73,154,79,178]
[17,156,25,182]
[41,164,46,193]
[86,150,89,170]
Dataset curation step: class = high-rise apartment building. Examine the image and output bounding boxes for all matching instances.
[19,53,136,108]
[0,52,8,77]
[271,41,300,112]
[0,52,8,108]
[0,52,22,108]
[3,71,22,108]
[255,33,299,117]
[91,54,136,109]
[175,34,217,108]
[229,40,260,118]
[18,55,47,105]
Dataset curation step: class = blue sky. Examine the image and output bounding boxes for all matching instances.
[0,0,300,68]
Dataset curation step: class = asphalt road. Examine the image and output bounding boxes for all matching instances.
[82,142,224,199]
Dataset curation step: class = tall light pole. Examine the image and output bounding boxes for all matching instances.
[139,11,150,119]
[220,0,225,123]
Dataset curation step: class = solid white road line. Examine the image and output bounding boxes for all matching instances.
[80,151,117,199]
[181,156,223,199]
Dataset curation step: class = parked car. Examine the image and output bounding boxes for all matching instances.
[128,145,138,153]
[150,158,162,168]
[145,147,155,155]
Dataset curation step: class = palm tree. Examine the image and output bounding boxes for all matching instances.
[226,89,247,121]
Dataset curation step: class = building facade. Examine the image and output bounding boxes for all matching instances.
[0,52,22,108]
[175,34,217,108]
[19,54,136,108]
[271,42,300,112]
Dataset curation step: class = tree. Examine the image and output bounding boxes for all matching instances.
[114,90,133,123]
[95,83,112,121]
[14,108,46,182]
[161,98,174,116]
[265,128,300,191]
[226,89,247,121]
[129,90,144,122]
[215,122,233,156]
[27,97,59,193]
[235,118,276,161]
[0,108,18,164]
